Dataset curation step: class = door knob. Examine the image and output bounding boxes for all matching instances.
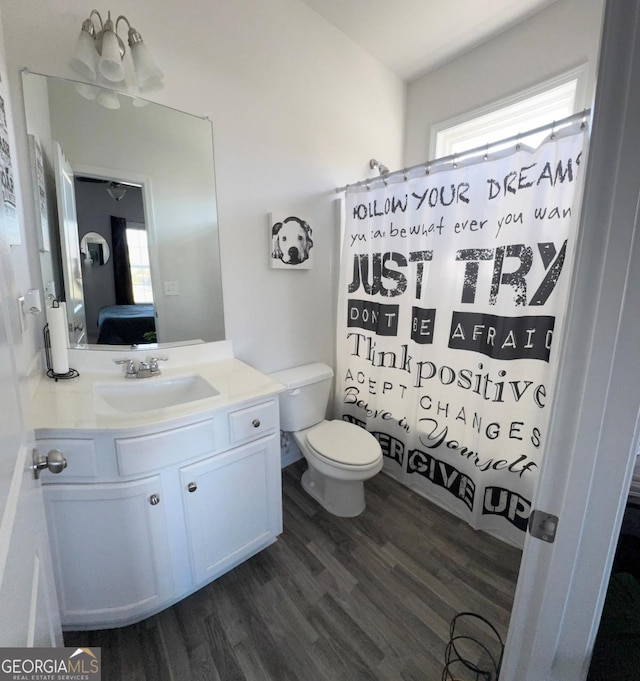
[187,482,197,493]
[32,448,67,480]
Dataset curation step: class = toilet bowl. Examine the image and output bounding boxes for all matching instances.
[294,419,383,517]
[270,363,383,517]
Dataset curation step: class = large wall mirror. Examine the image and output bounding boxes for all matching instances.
[21,71,225,347]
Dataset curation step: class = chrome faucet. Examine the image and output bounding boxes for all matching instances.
[114,356,168,378]
[136,361,152,378]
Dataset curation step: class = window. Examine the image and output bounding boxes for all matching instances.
[126,227,153,303]
[432,66,588,159]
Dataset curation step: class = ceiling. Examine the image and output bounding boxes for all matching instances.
[298,0,558,82]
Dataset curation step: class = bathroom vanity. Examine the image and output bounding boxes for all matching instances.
[30,342,284,630]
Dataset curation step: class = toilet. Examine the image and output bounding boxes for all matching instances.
[270,362,383,517]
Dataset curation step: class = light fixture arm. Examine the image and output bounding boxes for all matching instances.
[115,15,143,47]
[95,11,125,59]
[79,10,102,39]
[115,14,131,33]
[89,10,103,31]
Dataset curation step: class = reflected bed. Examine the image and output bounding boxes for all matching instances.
[97,304,156,345]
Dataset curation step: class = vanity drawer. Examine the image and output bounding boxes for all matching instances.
[116,419,216,476]
[36,438,97,482]
[228,400,278,443]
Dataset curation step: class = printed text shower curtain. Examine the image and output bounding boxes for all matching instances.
[336,126,586,546]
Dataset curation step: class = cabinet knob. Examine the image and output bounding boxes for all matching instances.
[32,448,67,480]
[149,494,160,506]
[252,419,261,428]
[187,482,197,493]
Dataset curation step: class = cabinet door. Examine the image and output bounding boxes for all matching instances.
[180,435,282,586]
[44,477,173,629]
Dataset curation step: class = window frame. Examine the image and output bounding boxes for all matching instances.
[430,64,589,160]
[126,222,154,304]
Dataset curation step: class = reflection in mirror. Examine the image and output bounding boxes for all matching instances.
[75,176,154,344]
[21,71,225,347]
[80,232,110,266]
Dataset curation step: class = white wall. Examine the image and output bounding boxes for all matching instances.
[1,0,405,372]
[404,0,604,167]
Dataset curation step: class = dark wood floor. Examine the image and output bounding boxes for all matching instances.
[65,462,522,680]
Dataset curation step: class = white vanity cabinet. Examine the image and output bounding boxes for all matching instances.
[44,476,173,627]
[36,397,282,630]
[180,435,280,586]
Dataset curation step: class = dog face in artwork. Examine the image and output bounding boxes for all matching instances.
[271,216,313,265]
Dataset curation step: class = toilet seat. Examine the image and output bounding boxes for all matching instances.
[306,420,380,467]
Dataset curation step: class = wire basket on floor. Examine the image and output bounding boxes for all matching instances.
[442,612,504,681]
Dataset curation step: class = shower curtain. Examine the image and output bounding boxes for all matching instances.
[336,125,586,546]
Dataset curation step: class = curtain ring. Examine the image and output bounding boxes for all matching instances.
[483,143,489,161]
[403,169,408,181]
[425,163,430,175]
[580,109,587,130]
[452,154,457,169]
[515,134,521,151]
[550,121,556,140]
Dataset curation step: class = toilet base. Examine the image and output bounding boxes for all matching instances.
[301,465,366,517]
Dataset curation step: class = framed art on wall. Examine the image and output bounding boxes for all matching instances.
[0,71,20,245]
[269,212,314,270]
[28,134,50,252]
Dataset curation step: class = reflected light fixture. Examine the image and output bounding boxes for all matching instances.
[97,88,121,109]
[70,10,163,91]
[107,182,127,201]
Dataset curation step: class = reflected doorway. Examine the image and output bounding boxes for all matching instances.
[74,175,156,344]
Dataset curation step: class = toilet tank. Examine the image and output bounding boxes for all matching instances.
[269,362,334,431]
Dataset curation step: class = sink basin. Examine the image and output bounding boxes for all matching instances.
[95,374,220,413]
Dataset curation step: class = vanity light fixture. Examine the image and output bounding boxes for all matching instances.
[70,10,163,91]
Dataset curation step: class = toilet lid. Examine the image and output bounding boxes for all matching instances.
[307,420,381,466]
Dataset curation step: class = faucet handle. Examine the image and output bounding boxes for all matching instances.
[148,356,168,374]
[114,358,137,378]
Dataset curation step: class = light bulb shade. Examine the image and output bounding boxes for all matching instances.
[70,29,97,81]
[74,82,99,100]
[130,41,163,90]
[98,29,125,82]
[96,88,121,110]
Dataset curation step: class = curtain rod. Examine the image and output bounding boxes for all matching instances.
[335,109,591,194]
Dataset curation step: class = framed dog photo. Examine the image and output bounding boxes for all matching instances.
[269,212,314,270]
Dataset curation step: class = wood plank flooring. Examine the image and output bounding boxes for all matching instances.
[65,462,522,680]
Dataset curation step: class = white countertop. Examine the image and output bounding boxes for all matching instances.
[31,341,285,433]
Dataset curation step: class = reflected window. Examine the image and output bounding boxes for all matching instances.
[127,228,153,303]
